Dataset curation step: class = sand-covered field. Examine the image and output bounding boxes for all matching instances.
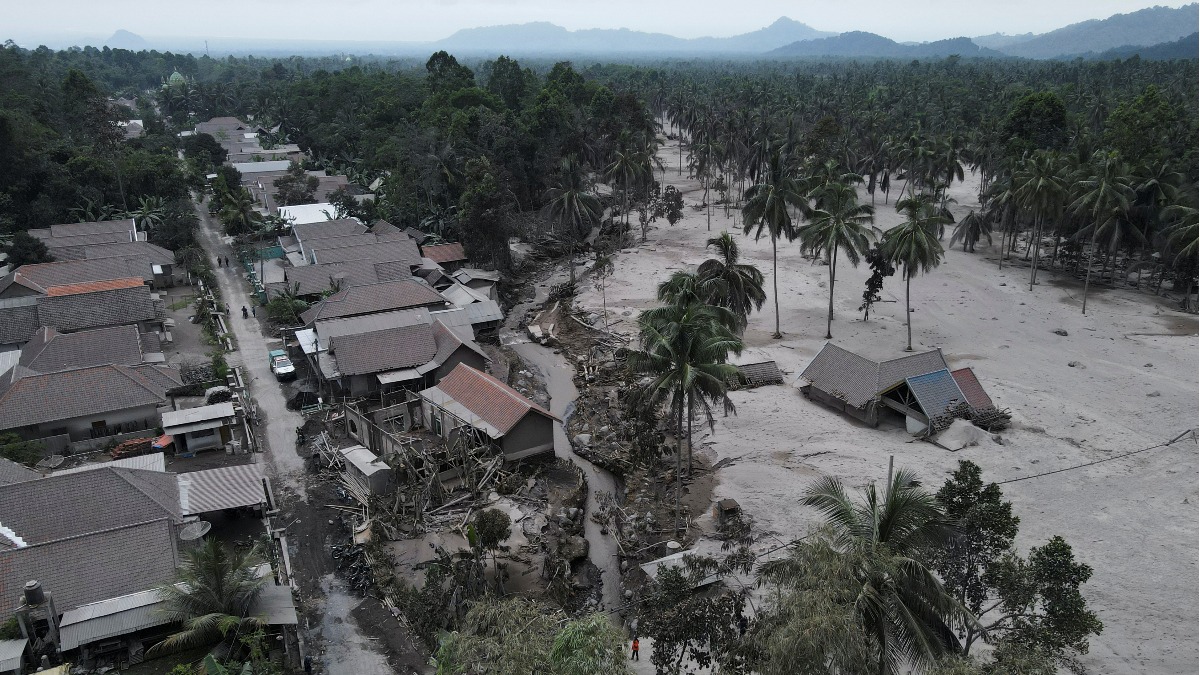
[573,139,1199,674]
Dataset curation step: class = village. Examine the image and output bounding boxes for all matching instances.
[0,21,1195,673]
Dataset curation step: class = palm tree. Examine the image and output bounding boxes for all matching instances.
[1012,152,1068,291]
[219,188,263,237]
[149,538,268,656]
[796,470,968,675]
[627,302,742,533]
[129,195,165,234]
[1069,151,1135,314]
[948,210,991,253]
[696,232,766,334]
[742,150,804,338]
[797,182,876,339]
[606,144,646,228]
[885,194,948,351]
[544,157,602,284]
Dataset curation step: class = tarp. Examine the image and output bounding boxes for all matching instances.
[152,434,174,449]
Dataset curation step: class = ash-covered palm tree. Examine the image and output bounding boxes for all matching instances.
[742,149,804,338]
[697,232,766,334]
[797,182,876,339]
[948,210,990,253]
[149,538,268,656]
[544,156,601,284]
[1069,150,1134,314]
[885,194,948,351]
[792,469,969,675]
[627,302,742,533]
[1013,152,1068,291]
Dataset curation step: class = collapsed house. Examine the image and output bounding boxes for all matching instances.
[798,343,1007,435]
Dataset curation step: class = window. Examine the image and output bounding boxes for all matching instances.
[191,428,216,438]
[348,419,358,436]
[432,414,442,436]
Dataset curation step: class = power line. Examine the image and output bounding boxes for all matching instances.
[996,428,1196,485]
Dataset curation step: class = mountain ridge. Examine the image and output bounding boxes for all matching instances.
[996,4,1199,58]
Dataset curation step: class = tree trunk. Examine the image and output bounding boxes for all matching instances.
[772,236,782,338]
[1082,234,1099,315]
[686,393,693,475]
[1029,215,1041,291]
[674,399,683,537]
[826,244,837,339]
[905,270,913,352]
[998,224,1005,271]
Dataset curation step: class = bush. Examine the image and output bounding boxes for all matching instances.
[0,432,44,464]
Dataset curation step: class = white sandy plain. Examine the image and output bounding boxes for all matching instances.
[574,139,1200,675]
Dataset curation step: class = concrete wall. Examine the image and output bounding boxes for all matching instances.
[33,404,162,442]
[499,413,554,461]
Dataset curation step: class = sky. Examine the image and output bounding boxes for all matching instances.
[4,0,1195,46]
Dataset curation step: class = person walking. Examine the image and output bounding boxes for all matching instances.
[630,638,639,661]
[242,306,249,319]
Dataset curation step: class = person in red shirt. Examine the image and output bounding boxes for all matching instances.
[631,638,640,661]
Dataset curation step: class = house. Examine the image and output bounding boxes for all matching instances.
[300,279,447,325]
[0,257,160,299]
[266,258,412,300]
[419,364,558,461]
[420,242,468,272]
[231,159,292,176]
[313,317,487,397]
[160,402,237,455]
[0,468,184,616]
[290,219,368,261]
[339,445,393,494]
[38,278,160,334]
[0,363,180,448]
[26,241,177,288]
[19,326,164,374]
[27,220,137,249]
[451,268,501,301]
[797,343,950,427]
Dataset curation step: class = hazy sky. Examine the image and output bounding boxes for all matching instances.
[6,0,1195,45]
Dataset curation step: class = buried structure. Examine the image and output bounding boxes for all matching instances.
[798,342,1009,436]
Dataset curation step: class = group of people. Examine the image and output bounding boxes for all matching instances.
[215,255,231,267]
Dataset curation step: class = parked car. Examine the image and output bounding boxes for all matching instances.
[269,349,296,380]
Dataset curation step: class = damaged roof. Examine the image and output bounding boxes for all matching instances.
[799,343,949,409]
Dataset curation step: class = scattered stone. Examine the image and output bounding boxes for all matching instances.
[999,282,1006,286]
[1068,361,1082,368]
[560,535,589,562]
[1147,391,1161,397]
[1144,363,1153,368]
[625,589,634,599]
[1053,329,1068,336]
[573,433,592,447]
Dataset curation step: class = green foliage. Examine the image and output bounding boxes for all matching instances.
[182,132,229,169]
[1105,85,1184,166]
[1001,91,1067,154]
[639,557,749,674]
[0,617,22,640]
[5,231,52,266]
[0,432,44,464]
[472,509,511,555]
[272,161,318,206]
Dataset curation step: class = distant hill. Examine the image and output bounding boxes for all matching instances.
[433,17,834,54]
[770,32,1005,59]
[1085,32,1200,60]
[971,32,1036,50]
[998,4,1199,59]
[104,29,148,50]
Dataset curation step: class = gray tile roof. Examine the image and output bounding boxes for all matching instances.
[731,361,784,389]
[0,299,39,346]
[301,278,445,325]
[0,363,176,431]
[50,242,174,265]
[312,308,432,350]
[6,257,155,291]
[292,219,367,243]
[329,323,438,376]
[0,458,39,486]
[20,325,148,374]
[0,468,180,546]
[35,231,134,248]
[46,219,136,238]
[432,320,487,365]
[269,260,381,297]
[309,237,421,267]
[800,343,949,410]
[37,283,156,332]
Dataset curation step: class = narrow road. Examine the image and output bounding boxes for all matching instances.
[193,197,306,495]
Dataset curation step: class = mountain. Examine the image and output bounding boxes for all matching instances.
[104,29,148,50]
[770,32,1006,59]
[433,17,833,54]
[971,32,1036,50]
[1086,31,1200,60]
[998,4,1199,59]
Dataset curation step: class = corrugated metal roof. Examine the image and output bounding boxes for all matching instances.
[0,638,26,670]
[253,584,298,625]
[339,445,390,477]
[904,369,968,431]
[54,452,167,476]
[951,367,994,411]
[177,464,266,515]
[161,402,236,429]
[60,601,169,650]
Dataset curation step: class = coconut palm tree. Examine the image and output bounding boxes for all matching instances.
[795,470,968,675]
[948,210,991,253]
[544,157,602,284]
[606,143,647,228]
[627,302,742,533]
[1012,152,1068,291]
[697,232,766,334]
[129,195,165,234]
[1069,151,1135,314]
[742,149,804,338]
[218,188,263,237]
[885,194,948,351]
[149,538,268,656]
[797,182,876,339]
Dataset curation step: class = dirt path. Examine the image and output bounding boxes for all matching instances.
[194,197,407,674]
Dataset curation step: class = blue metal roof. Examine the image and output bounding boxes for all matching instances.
[905,368,968,427]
